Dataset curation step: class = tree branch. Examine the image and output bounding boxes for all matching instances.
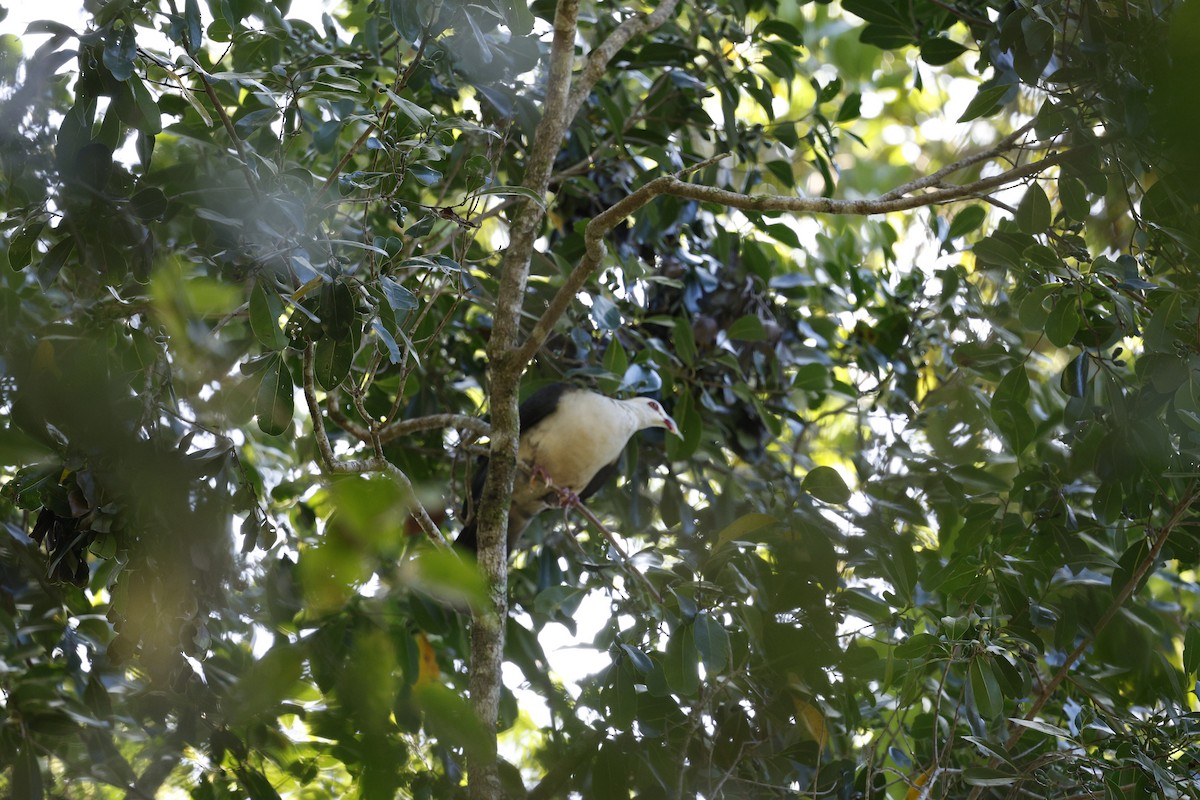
[1004,483,1198,748]
[515,145,1079,366]
[964,482,1199,800]
[563,0,684,125]
[301,344,447,546]
[468,2,582,797]
[877,118,1039,200]
[378,413,491,443]
[563,495,664,605]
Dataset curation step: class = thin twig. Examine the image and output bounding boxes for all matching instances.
[301,344,447,546]
[561,493,664,605]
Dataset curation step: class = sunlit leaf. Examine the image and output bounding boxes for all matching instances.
[802,466,852,504]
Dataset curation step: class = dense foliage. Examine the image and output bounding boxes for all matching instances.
[2,0,1200,797]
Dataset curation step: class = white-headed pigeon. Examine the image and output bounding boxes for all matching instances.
[457,383,681,552]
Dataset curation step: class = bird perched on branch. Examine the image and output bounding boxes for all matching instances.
[456,383,681,553]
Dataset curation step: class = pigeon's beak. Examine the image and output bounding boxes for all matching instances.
[665,414,683,439]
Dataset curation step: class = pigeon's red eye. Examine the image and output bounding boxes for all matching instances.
[649,402,660,411]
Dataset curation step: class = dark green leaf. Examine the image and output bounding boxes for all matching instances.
[184,0,202,50]
[947,205,986,239]
[320,280,356,341]
[837,92,862,122]
[673,319,696,367]
[802,466,852,504]
[13,746,44,800]
[9,218,46,270]
[727,314,766,341]
[1184,625,1200,676]
[1016,182,1052,233]
[957,84,1010,122]
[102,27,137,81]
[664,623,699,697]
[1060,353,1090,398]
[969,656,1003,719]
[130,187,167,220]
[314,336,353,391]
[920,37,968,66]
[256,355,293,436]
[1059,176,1089,221]
[250,282,287,350]
[37,237,74,287]
[693,614,730,674]
[665,390,702,461]
[1044,294,1081,347]
[894,632,938,660]
[128,75,162,134]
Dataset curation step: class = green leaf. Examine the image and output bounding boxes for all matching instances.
[920,37,968,66]
[503,0,535,35]
[320,280,356,341]
[600,338,627,394]
[1044,293,1081,347]
[183,0,202,50]
[1023,243,1060,271]
[969,656,1003,719]
[408,164,442,186]
[9,217,46,270]
[229,645,304,724]
[130,187,168,220]
[385,89,434,128]
[714,512,777,548]
[1059,176,1090,221]
[673,319,696,367]
[727,314,766,341]
[802,466,852,504]
[13,746,43,800]
[957,84,1009,122]
[837,92,862,122]
[237,769,283,800]
[693,614,730,674]
[1060,353,1090,398]
[102,26,136,81]
[379,276,418,313]
[372,318,404,364]
[619,644,654,673]
[1017,284,1057,329]
[1016,182,1052,233]
[314,336,353,391]
[1184,625,1200,675]
[993,365,1031,406]
[972,235,1023,270]
[962,767,1017,787]
[1007,717,1073,740]
[591,739,630,800]
[128,74,162,134]
[894,632,938,659]
[947,205,987,239]
[665,389,702,461]
[37,237,74,287]
[256,355,294,436]
[664,623,699,697]
[250,282,287,350]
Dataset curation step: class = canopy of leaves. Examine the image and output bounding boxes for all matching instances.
[2,0,1200,798]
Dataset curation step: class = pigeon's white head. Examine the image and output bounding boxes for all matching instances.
[625,396,683,438]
